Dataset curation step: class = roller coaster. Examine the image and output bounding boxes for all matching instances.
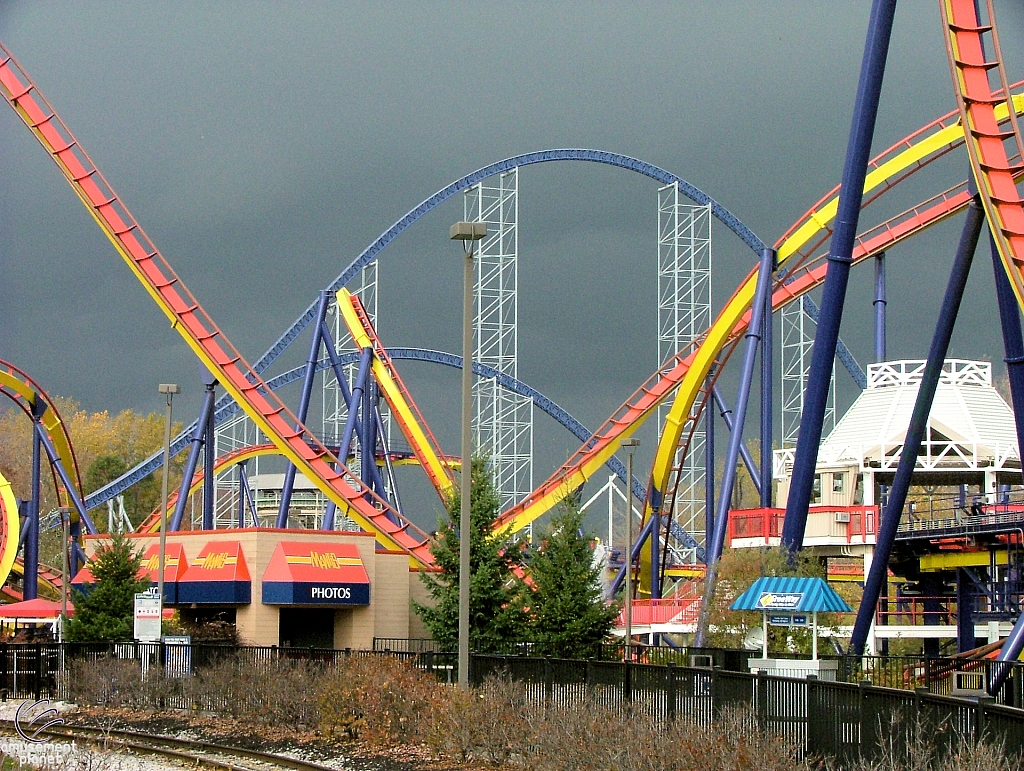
[3,0,1024,693]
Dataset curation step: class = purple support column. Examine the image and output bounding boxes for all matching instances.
[782,0,898,552]
[34,425,97,534]
[202,381,216,530]
[761,262,775,509]
[711,386,762,496]
[25,405,42,601]
[237,460,249,528]
[987,236,1024,693]
[874,252,887,362]
[705,373,716,551]
[278,291,331,527]
[849,194,985,655]
[170,381,217,531]
[694,247,775,646]
[319,346,373,529]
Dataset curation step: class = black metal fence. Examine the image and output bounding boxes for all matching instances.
[2,641,1023,765]
[471,653,1024,765]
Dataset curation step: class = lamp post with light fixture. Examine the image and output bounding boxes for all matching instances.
[158,383,180,623]
[449,220,486,689]
[621,438,639,660]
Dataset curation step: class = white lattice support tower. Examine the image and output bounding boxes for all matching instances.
[464,169,533,514]
[657,186,710,563]
[781,296,836,448]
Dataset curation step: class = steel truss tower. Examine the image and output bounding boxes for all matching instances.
[464,169,533,514]
[657,187,711,564]
[781,296,836,449]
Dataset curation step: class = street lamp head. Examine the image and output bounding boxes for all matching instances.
[158,383,181,395]
[449,221,487,241]
[621,438,640,448]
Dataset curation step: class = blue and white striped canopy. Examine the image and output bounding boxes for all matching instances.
[729,576,853,613]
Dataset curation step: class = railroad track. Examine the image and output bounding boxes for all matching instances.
[0,719,340,771]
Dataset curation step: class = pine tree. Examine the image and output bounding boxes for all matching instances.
[415,458,527,653]
[66,534,149,642]
[524,502,619,658]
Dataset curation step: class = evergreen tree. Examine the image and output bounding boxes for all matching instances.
[523,502,619,658]
[66,534,149,642]
[415,458,527,653]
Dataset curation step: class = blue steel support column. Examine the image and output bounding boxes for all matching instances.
[761,260,775,509]
[202,381,216,530]
[922,575,942,659]
[237,460,247,528]
[705,373,716,548]
[650,512,661,601]
[608,516,657,598]
[277,291,332,528]
[33,426,96,535]
[25,400,43,601]
[782,0,898,552]
[305,345,373,530]
[711,387,762,496]
[695,246,775,646]
[849,194,985,655]
[874,253,887,361]
[957,568,975,653]
[360,376,376,496]
[170,382,218,532]
[986,236,1024,692]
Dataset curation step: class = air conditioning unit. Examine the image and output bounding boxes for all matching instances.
[834,511,851,523]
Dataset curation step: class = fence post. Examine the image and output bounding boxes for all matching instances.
[710,666,720,716]
[757,670,767,731]
[33,643,41,701]
[0,643,7,700]
[544,657,553,704]
[806,675,819,758]
[1015,664,1023,709]
[585,657,594,698]
[666,662,676,721]
[976,695,993,743]
[858,678,871,759]
[623,659,632,705]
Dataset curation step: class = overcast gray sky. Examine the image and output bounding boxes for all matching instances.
[1,2,1023,523]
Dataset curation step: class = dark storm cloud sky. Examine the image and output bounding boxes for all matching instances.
[1,2,1023,495]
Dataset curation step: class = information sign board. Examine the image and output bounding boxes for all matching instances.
[134,589,162,642]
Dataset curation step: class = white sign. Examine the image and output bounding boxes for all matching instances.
[134,591,162,642]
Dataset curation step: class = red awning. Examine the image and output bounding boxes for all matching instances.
[177,541,251,605]
[139,543,188,584]
[262,542,370,605]
[0,598,73,618]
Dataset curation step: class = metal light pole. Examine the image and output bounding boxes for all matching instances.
[158,383,180,623]
[621,438,639,660]
[450,221,486,689]
[59,507,70,641]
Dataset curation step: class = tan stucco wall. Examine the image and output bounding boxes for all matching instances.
[83,529,424,648]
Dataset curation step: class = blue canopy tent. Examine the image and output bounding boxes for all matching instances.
[730,577,853,659]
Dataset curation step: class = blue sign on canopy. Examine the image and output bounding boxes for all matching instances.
[729,577,852,613]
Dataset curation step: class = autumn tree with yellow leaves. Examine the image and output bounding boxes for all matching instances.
[0,398,182,536]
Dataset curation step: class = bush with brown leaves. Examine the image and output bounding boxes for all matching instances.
[317,654,439,744]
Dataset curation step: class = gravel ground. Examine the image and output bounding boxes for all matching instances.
[0,699,478,771]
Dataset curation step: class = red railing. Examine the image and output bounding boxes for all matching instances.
[727,505,880,544]
[616,597,701,627]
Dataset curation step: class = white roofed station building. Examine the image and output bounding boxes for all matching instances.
[730,360,1024,654]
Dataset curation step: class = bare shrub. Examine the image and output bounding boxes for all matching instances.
[423,676,534,765]
[182,654,322,726]
[66,657,145,709]
[318,654,439,744]
[831,711,1023,771]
